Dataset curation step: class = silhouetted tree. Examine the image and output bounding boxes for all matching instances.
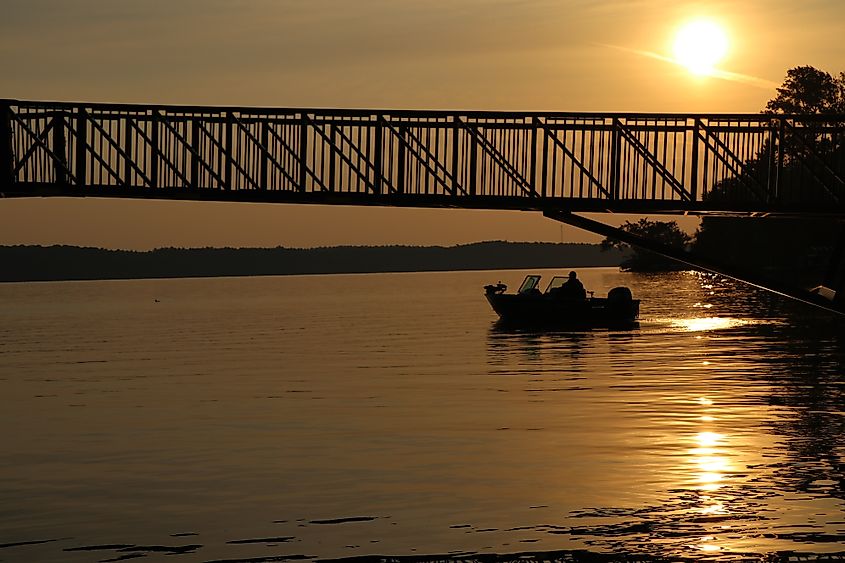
[763,66,845,165]
[764,66,845,115]
[601,219,691,272]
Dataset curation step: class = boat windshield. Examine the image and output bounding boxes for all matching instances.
[518,275,542,294]
[545,276,568,293]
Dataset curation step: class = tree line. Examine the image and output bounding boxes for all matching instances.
[0,241,627,282]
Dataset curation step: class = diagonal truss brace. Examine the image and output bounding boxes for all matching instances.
[616,120,691,201]
[781,121,844,205]
[13,118,53,174]
[231,115,296,190]
[11,113,77,183]
[696,123,769,202]
[381,118,465,196]
[77,109,152,187]
[305,115,397,194]
[263,121,327,191]
[540,122,611,198]
[128,117,191,187]
[65,120,124,186]
[458,118,534,197]
[191,117,258,190]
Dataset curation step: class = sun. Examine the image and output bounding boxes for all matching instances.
[673,19,729,76]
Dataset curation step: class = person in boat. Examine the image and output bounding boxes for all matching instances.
[558,271,587,300]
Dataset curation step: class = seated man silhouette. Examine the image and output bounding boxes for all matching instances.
[559,271,587,300]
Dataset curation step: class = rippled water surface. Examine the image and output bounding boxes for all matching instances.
[2,268,845,562]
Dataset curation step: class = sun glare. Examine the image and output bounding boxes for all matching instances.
[673,19,729,76]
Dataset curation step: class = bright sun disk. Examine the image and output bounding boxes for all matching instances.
[673,20,729,76]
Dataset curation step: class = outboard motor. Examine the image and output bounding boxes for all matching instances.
[607,286,633,303]
[607,286,638,318]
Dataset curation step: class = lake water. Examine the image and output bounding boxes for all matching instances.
[2,268,845,562]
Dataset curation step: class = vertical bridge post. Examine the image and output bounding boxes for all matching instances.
[299,113,308,192]
[123,112,132,187]
[190,118,200,189]
[776,117,785,201]
[52,111,68,185]
[450,116,459,196]
[690,118,699,201]
[75,107,87,188]
[766,118,777,202]
[468,121,477,196]
[0,102,12,190]
[540,118,549,198]
[150,110,160,189]
[259,120,269,191]
[328,122,337,191]
[224,111,233,190]
[373,115,383,195]
[610,119,621,200]
[396,124,406,193]
[529,116,538,196]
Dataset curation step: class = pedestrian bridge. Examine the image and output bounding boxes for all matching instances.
[2,99,844,216]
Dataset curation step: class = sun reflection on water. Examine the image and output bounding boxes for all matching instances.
[698,539,722,552]
[699,500,727,515]
[696,431,722,447]
[693,430,732,493]
[672,317,749,332]
[683,398,741,553]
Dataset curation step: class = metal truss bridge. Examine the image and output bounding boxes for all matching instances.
[3,99,845,216]
[3,99,845,313]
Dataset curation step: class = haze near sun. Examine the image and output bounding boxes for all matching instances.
[673,19,729,76]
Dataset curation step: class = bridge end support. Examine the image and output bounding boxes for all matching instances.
[812,222,845,305]
[544,210,845,316]
[0,101,12,192]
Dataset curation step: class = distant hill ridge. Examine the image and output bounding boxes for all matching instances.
[0,241,626,282]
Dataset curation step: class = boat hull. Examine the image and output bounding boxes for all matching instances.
[485,293,640,328]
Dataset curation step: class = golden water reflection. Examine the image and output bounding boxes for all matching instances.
[672,316,751,332]
[685,399,738,554]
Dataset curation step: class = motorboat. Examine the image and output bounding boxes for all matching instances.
[484,274,640,328]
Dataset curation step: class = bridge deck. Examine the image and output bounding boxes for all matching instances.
[3,100,845,216]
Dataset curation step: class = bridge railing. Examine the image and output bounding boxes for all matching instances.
[2,100,845,213]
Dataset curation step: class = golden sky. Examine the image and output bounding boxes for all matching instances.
[2,0,844,249]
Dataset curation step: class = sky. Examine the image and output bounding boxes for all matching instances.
[2,0,844,249]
